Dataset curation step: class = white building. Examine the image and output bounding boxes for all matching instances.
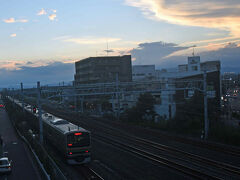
[132,65,156,81]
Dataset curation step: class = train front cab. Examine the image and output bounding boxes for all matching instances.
[66,131,91,164]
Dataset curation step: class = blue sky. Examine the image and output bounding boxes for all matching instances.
[1,0,236,61]
[0,0,240,87]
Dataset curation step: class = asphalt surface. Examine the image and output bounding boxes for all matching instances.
[0,105,41,180]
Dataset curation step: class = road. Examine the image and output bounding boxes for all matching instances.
[0,105,41,180]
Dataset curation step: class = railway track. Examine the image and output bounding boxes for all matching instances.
[26,97,240,158]
[78,120,240,179]
[61,108,240,157]
[41,105,240,179]
[43,137,105,180]
[76,166,105,180]
[88,116,240,157]
[7,99,105,180]
[94,133,222,180]
[95,131,240,178]
[78,119,240,176]
[73,119,240,179]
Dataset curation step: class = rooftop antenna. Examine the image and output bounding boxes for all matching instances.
[192,46,195,57]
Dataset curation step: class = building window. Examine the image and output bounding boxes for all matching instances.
[192,66,198,71]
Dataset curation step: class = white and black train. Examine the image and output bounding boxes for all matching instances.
[41,113,91,164]
[8,97,91,165]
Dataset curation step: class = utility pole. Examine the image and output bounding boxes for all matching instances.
[203,70,209,140]
[20,83,24,112]
[74,86,77,113]
[228,96,231,121]
[37,82,43,144]
[116,73,120,120]
[12,88,15,100]
[12,88,15,107]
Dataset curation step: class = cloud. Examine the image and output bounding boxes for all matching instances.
[1,41,239,87]
[0,61,21,70]
[63,37,121,45]
[18,19,28,23]
[37,8,47,15]
[0,60,48,70]
[3,18,28,23]
[130,41,240,72]
[10,33,17,37]
[125,0,240,37]
[0,61,74,87]
[26,61,33,65]
[199,42,240,72]
[130,41,190,65]
[48,14,57,21]
[181,36,240,47]
[3,18,15,23]
[37,9,57,21]
[52,35,71,41]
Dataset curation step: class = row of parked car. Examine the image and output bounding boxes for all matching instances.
[0,101,12,175]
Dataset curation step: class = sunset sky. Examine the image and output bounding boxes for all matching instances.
[0,0,240,86]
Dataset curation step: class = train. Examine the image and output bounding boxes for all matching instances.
[7,96,91,165]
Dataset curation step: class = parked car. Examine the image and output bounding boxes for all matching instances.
[0,157,12,174]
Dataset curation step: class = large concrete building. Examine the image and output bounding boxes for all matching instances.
[74,55,132,85]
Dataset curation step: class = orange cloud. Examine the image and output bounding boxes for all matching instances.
[48,14,57,21]
[0,61,22,70]
[0,61,52,70]
[10,33,17,37]
[204,43,225,51]
[3,17,28,23]
[125,0,240,37]
[3,18,15,23]
[37,8,47,15]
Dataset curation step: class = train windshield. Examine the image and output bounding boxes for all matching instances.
[67,132,90,147]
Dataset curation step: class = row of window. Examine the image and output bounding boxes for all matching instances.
[133,73,153,76]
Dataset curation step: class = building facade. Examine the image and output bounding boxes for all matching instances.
[132,65,156,81]
[133,56,221,120]
[74,55,132,85]
[72,55,221,120]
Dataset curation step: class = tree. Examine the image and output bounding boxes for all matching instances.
[173,90,220,134]
[136,93,156,116]
[125,93,156,122]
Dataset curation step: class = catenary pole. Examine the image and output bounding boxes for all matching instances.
[203,70,209,140]
[37,81,43,144]
[21,82,24,112]
[116,73,120,120]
